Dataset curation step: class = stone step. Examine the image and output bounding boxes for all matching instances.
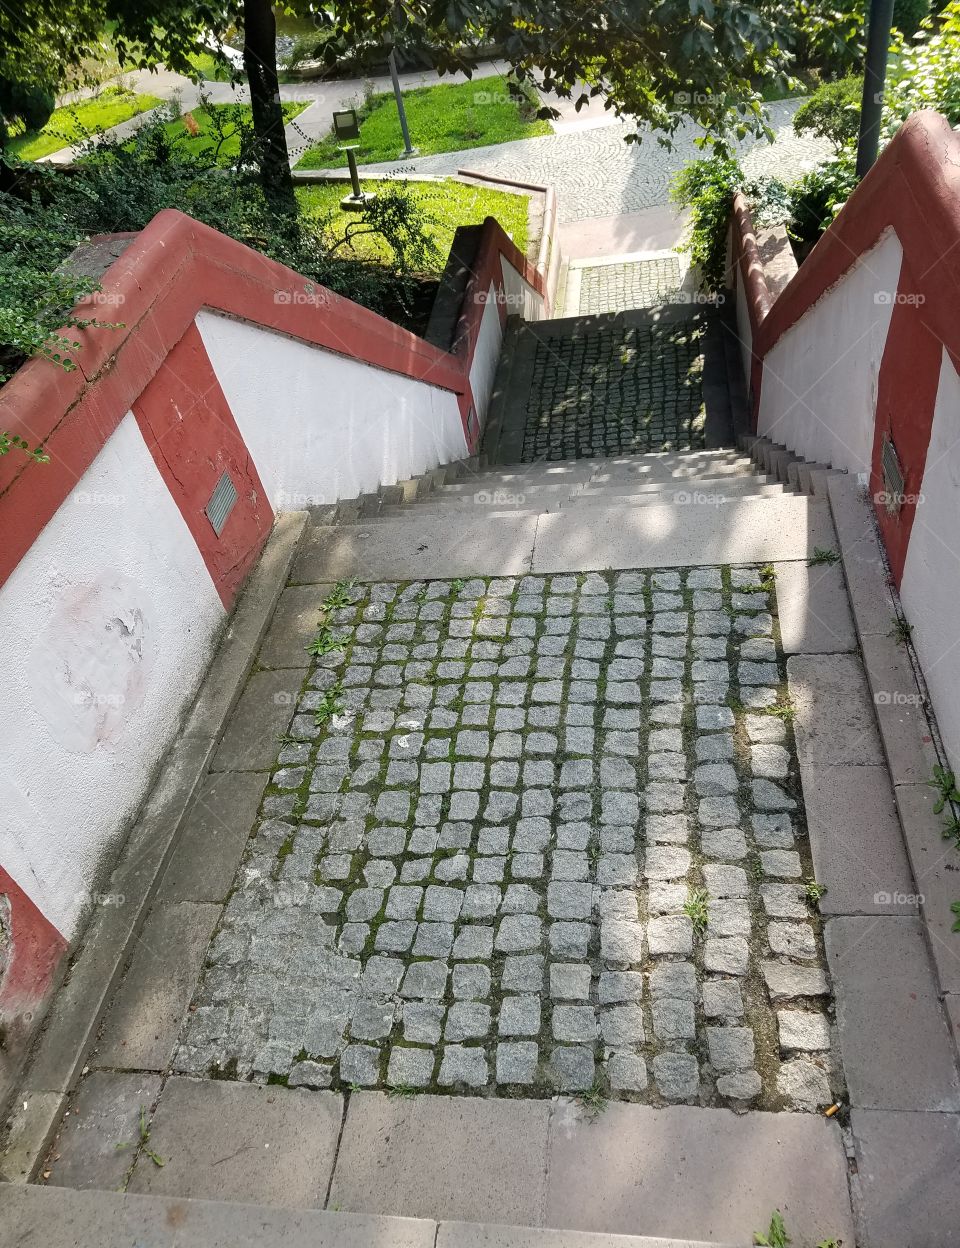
[0,1182,741,1248]
[291,493,836,582]
[375,485,785,520]
[436,473,774,502]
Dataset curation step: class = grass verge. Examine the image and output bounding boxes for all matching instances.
[157,101,309,162]
[296,177,530,271]
[297,76,551,170]
[9,86,163,160]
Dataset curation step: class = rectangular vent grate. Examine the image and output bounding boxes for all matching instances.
[881,435,905,514]
[206,470,238,537]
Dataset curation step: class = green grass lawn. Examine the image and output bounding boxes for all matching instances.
[186,50,240,82]
[298,76,552,170]
[157,101,309,162]
[8,86,164,160]
[296,178,530,272]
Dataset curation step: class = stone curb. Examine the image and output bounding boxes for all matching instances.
[825,472,960,1055]
[0,513,308,1184]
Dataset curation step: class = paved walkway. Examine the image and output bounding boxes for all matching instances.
[346,99,829,222]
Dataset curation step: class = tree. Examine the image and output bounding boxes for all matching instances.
[5,0,857,209]
[316,0,853,148]
[0,77,55,151]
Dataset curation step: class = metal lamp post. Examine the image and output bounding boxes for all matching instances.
[388,49,418,158]
[856,0,896,178]
[333,109,376,212]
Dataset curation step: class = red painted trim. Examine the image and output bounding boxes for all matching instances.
[0,868,69,1040]
[868,253,943,583]
[132,324,273,606]
[0,209,537,589]
[732,111,960,582]
[754,112,960,364]
[730,195,772,429]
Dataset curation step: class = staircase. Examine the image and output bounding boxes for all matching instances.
[1,263,863,1248]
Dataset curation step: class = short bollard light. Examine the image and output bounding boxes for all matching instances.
[333,109,375,212]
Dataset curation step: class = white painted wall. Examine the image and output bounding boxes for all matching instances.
[757,229,903,474]
[500,255,546,323]
[900,349,960,775]
[0,413,225,939]
[468,284,505,428]
[197,311,468,509]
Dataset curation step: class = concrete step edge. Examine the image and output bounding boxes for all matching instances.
[0,1183,740,1248]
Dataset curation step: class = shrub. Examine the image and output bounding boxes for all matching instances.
[787,156,858,246]
[670,157,745,290]
[0,103,441,387]
[793,76,862,150]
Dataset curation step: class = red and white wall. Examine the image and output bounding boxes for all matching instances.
[731,109,960,777]
[0,207,547,1047]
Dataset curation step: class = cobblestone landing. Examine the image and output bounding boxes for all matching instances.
[520,318,705,461]
[178,567,839,1111]
[577,256,683,316]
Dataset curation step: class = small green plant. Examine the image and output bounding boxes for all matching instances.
[764,696,795,722]
[313,681,344,728]
[753,1210,790,1247]
[683,886,709,935]
[928,765,960,814]
[415,585,429,602]
[888,616,913,645]
[0,431,49,462]
[931,765,960,846]
[323,579,357,611]
[742,565,775,594]
[386,1083,418,1099]
[804,878,828,907]
[809,547,840,566]
[306,626,341,656]
[115,1106,164,1168]
[451,578,465,593]
[576,1077,609,1118]
[951,901,960,933]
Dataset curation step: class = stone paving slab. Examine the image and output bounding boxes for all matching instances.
[825,917,960,1112]
[258,583,334,668]
[532,499,836,573]
[128,1078,343,1207]
[176,566,836,1113]
[797,766,917,918]
[0,1184,438,1248]
[45,1071,162,1192]
[850,1107,960,1248]
[786,653,885,769]
[155,771,266,904]
[544,1101,855,1244]
[93,902,221,1071]
[211,669,309,772]
[860,629,941,786]
[291,514,539,582]
[892,782,960,996]
[772,560,855,654]
[330,1093,551,1225]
